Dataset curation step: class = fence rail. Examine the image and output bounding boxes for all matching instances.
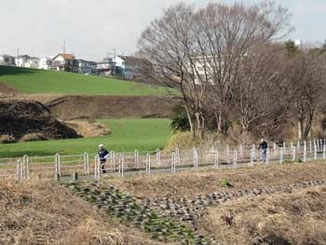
[1,139,326,181]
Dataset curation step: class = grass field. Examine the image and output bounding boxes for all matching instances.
[0,66,174,95]
[0,119,172,158]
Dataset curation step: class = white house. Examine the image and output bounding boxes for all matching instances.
[0,55,16,66]
[15,55,30,67]
[96,58,115,76]
[26,57,40,68]
[51,53,77,72]
[39,57,52,70]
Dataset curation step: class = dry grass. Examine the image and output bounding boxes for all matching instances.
[0,178,162,245]
[200,186,326,245]
[111,161,326,200]
[65,120,111,138]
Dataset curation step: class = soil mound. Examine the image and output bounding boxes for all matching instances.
[46,95,180,120]
[0,100,80,143]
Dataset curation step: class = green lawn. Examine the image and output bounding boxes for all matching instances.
[0,66,174,95]
[0,119,172,158]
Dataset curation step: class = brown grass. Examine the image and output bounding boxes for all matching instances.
[200,186,326,245]
[0,178,162,245]
[111,161,326,200]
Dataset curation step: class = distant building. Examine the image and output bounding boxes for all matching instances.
[115,55,148,80]
[39,57,52,70]
[51,53,77,72]
[0,55,16,66]
[15,55,40,68]
[76,59,97,74]
[96,58,115,76]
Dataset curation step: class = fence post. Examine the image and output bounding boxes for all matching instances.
[119,154,124,178]
[309,140,312,153]
[193,148,198,171]
[171,152,176,174]
[266,148,269,164]
[283,142,286,155]
[280,147,283,164]
[273,143,277,156]
[323,143,326,159]
[23,155,29,179]
[213,148,218,168]
[233,149,237,168]
[303,141,307,162]
[314,143,317,160]
[55,153,61,178]
[146,153,151,175]
[175,148,180,166]
[239,144,243,160]
[134,150,139,168]
[226,145,230,165]
[94,155,98,179]
[83,152,90,175]
[292,146,296,161]
[250,148,254,167]
[156,149,161,164]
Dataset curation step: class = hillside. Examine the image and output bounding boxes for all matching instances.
[0,66,174,95]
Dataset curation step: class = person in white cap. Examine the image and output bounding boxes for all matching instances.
[98,144,109,173]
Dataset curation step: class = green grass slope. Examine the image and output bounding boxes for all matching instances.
[0,119,172,158]
[0,66,173,95]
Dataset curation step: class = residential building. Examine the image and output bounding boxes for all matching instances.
[39,57,52,70]
[0,55,16,66]
[96,58,115,76]
[15,55,30,67]
[51,53,77,72]
[76,59,97,74]
[115,55,148,80]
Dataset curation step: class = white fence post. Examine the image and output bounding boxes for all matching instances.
[273,143,277,156]
[233,149,237,167]
[119,154,124,178]
[55,153,61,178]
[309,140,312,153]
[303,141,307,162]
[23,155,29,179]
[134,150,139,168]
[171,152,176,174]
[250,148,254,167]
[84,152,90,175]
[213,148,218,168]
[323,143,326,159]
[283,142,286,155]
[226,145,230,165]
[156,149,161,164]
[280,147,283,164]
[314,143,317,160]
[193,148,198,171]
[292,146,296,161]
[146,153,151,175]
[94,155,98,179]
[266,148,269,164]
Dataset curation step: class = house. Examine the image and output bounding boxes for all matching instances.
[51,53,77,72]
[15,55,40,68]
[76,59,97,74]
[114,55,148,80]
[15,55,30,67]
[0,55,16,66]
[39,57,52,70]
[96,58,116,77]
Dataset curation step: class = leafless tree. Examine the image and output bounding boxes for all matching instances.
[137,1,292,138]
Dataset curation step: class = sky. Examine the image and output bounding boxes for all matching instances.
[0,0,325,61]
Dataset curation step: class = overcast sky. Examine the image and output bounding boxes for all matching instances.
[1,0,325,61]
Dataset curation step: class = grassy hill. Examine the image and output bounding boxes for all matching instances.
[0,118,172,158]
[0,66,174,95]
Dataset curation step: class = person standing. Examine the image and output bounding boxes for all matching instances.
[258,139,268,163]
[98,144,109,173]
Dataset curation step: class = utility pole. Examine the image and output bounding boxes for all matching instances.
[17,48,19,57]
[63,41,66,54]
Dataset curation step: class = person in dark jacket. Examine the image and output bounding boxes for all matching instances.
[258,139,268,162]
[98,144,109,173]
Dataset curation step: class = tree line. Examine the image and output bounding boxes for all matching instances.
[137,1,326,140]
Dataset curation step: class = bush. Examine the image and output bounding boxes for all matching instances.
[170,105,190,131]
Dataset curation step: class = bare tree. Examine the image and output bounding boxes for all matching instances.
[137,1,292,138]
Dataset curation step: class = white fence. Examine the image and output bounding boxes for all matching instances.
[1,139,326,181]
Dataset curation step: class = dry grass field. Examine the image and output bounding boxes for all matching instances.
[0,179,164,245]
